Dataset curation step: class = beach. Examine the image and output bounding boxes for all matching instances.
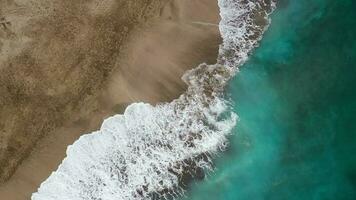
[0,0,221,199]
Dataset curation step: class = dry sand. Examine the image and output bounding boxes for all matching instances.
[0,0,221,199]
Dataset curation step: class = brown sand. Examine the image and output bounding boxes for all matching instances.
[0,0,164,184]
[0,0,221,199]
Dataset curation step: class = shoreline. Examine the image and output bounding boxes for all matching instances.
[0,0,222,199]
[31,0,276,198]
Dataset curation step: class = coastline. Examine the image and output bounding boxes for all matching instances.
[0,0,222,199]
[30,0,276,199]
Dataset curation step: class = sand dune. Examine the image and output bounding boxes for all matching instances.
[0,0,221,199]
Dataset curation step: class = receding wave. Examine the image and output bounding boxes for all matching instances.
[32,1,276,199]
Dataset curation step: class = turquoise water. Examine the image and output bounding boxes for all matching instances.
[183,0,356,199]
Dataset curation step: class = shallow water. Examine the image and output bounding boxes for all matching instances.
[183,0,356,199]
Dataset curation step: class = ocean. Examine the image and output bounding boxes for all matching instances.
[32,0,356,199]
[182,0,356,199]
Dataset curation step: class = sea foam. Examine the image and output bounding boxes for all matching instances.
[32,1,275,199]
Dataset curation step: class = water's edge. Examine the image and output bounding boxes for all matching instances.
[32,1,276,199]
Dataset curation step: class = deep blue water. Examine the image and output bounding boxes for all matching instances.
[183,0,356,199]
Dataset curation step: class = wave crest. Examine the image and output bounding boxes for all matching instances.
[32,0,275,199]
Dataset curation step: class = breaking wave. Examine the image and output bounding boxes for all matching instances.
[32,0,276,199]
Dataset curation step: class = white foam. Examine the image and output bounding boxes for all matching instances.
[32,1,276,199]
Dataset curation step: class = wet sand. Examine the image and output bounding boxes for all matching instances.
[0,0,221,199]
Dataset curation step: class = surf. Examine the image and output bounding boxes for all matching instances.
[32,1,276,199]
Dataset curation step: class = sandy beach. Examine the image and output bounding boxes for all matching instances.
[0,0,221,199]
